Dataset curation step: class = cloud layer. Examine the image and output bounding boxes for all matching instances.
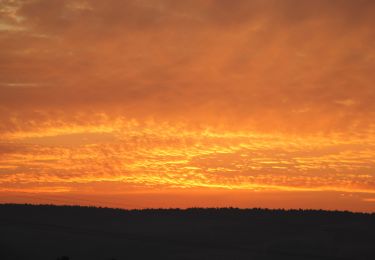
[1,0,375,211]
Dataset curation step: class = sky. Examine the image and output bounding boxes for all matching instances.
[1,0,375,212]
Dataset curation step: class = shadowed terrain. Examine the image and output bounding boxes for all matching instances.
[0,204,374,260]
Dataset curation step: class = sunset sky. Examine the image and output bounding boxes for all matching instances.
[1,0,375,212]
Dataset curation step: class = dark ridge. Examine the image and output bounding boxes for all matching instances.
[1,203,374,260]
[1,202,373,214]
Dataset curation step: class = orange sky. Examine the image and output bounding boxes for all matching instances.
[1,0,375,212]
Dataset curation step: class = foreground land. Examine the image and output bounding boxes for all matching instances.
[0,204,374,260]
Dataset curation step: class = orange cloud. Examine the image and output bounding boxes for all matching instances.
[1,0,375,211]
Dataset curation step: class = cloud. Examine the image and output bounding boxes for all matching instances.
[0,120,374,195]
[0,1,375,210]
[0,1,374,132]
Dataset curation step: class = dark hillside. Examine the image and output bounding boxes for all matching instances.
[0,204,374,260]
